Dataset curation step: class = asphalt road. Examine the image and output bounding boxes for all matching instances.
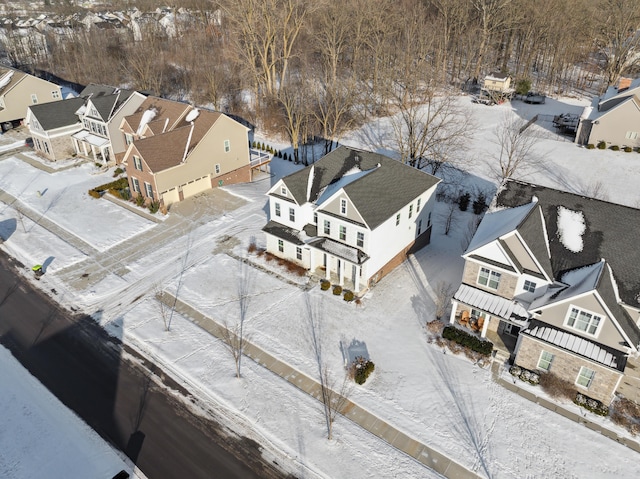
[0,252,288,479]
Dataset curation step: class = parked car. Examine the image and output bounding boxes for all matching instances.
[524,92,546,104]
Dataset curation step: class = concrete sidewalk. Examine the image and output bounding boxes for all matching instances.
[160,292,483,479]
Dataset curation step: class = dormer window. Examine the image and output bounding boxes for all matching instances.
[281,186,287,196]
[340,198,347,215]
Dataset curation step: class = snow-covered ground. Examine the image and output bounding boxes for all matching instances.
[0,345,141,479]
[2,95,640,478]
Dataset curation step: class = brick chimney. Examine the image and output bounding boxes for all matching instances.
[618,77,632,91]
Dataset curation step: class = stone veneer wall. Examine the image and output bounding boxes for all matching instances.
[462,260,518,299]
[515,335,622,405]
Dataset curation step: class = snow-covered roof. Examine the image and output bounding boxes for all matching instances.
[556,206,585,253]
[524,320,625,371]
[465,201,537,254]
[315,166,376,206]
[453,283,530,321]
[529,261,603,310]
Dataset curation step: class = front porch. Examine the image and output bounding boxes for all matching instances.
[72,130,111,164]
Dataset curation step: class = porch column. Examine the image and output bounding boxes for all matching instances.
[325,255,330,281]
[449,300,458,324]
[354,265,360,292]
[308,248,313,272]
[481,314,491,338]
[339,259,344,285]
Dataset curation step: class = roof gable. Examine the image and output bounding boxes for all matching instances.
[29,97,85,130]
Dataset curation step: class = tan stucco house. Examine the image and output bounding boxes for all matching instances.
[120,97,261,208]
[0,66,62,128]
[450,180,640,405]
[576,77,640,147]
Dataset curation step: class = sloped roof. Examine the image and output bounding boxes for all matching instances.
[524,319,626,371]
[88,89,134,121]
[0,67,26,96]
[454,283,529,322]
[496,180,640,307]
[132,109,221,173]
[516,206,553,279]
[465,201,537,254]
[29,97,85,130]
[79,83,118,98]
[280,146,440,230]
[123,96,191,136]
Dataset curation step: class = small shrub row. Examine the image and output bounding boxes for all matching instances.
[441,325,493,356]
[343,290,354,302]
[575,393,609,416]
[88,177,129,199]
[351,356,375,385]
[509,365,540,384]
[113,167,124,177]
[586,143,595,149]
[320,279,331,290]
[597,141,607,149]
[456,191,487,214]
[332,285,343,295]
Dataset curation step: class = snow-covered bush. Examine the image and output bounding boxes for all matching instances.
[575,393,609,416]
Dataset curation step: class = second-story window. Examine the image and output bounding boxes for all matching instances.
[281,186,287,195]
[215,164,221,174]
[133,156,143,171]
[340,198,347,215]
[52,90,60,99]
[523,280,536,293]
[31,94,38,104]
[324,220,331,235]
[565,306,601,336]
[478,267,501,290]
[417,198,421,212]
[224,139,230,152]
[125,133,133,145]
[409,204,413,219]
[396,213,400,226]
[275,202,281,217]
[289,207,295,222]
[339,225,346,241]
[357,232,364,247]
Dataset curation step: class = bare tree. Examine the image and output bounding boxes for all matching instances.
[440,201,459,236]
[434,281,456,321]
[304,294,351,440]
[490,112,539,182]
[221,258,254,378]
[153,283,171,331]
[312,79,357,154]
[278,80,311,164]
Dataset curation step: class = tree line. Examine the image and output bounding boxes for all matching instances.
[3,0,640,162]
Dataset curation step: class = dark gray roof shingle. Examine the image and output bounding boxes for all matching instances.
[29,97,84,130]
[281,146,440,230]
[497,180,640,307]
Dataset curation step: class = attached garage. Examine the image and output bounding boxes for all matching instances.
[181,176,210,200]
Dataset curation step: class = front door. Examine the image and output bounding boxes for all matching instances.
[503,323,521,336]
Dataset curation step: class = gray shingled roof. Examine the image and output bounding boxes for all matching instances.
[87,89,134,121]
[497,180,640,307]
[29,97,85,130]
[516,206,554,279]
[281,146,440,230]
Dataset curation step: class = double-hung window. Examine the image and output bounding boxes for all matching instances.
[340,198,347,215]
[357,232,364,247]
[133,156,143,171]
[144,182,154,199]
[537,351,553,371]
[224,139,230,152]
[565,307,601,336]
[215,163,221,174]
[278,239,284,252]
[289,207,295,222]
[132,177,140,193]
[396,213,400,226]
[296,247,302,260]
[324,220,331,235]
[275,202,281,217]
[416,198,421,212]
[409,204,413,219]
[576,366,595,388]
[339,225,346,241]
[478,267,501,290]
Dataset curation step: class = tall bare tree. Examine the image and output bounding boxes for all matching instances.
[490,112,539,182]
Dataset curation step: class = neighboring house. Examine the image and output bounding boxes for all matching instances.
[483,72,512,92]
[450,180,640,405]
[0,66,61,128]
[575,76,640,147]
[120,96,258,207]
[26,96,85,161]
[72,84,146,164]
[263,146,440,292]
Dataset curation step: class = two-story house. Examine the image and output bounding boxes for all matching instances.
[120,96,256,207]
[72,84,146,164]
[263,146,441,292]
[0,66,61,129]
[450,180,640,405]
[575,76,640,147]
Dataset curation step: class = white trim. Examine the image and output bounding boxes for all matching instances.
[576,366,595,388]
[464,255,516,276]
[537,350,553,371]
[513,229,553,282]
[563,304,603,338]
[477,266,501,290]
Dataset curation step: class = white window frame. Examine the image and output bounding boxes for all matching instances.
[324,220,330,235]
[296,246,302,260]
[281,186,287,195]
[31,93,38,104]
[564,305,602,336]
[416,198,421,212]
[132,177,140,193]
[275,202,281,217]
[340,198,347,215]
[313,212,317,224]
[625,131,638,140]
[278,239,284,252]
[52,90,60,99]
[125,133,133,145]
[144,182,154,199]
[523,280,536,293]
[215,163,221,174]
[133,156,142,171]
[409,204,413,219]
[576,366,595,388]
[289,207,295,222]
[396,213,400,226]
[224,139,230,152]
[357,231,364,247]
[339,225,346,241]
[537,351,554,371]
[477,267,501,290]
